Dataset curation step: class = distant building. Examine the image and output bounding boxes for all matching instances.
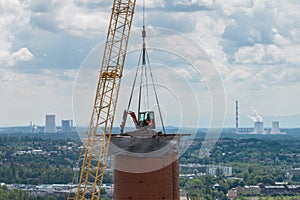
[44,115,57,133]
[287,185,300,194]
[262,185,286,195]
[61,120,72,132]
[243,185,261,196]
[227,186,243,199]
[207,165,232,176]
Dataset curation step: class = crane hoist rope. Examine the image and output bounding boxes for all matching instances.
[67,0,137,199]
[120,0,166,134]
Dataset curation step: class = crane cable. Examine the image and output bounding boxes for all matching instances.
[146,51,166,134]
[126,49,142,112]
[126,0,166,134]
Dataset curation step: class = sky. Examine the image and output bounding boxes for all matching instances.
[0,0,300,128]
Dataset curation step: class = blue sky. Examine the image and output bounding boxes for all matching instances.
[1,0,300,128]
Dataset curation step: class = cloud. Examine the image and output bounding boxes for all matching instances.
[30,12,60,32]
[143,11,197,33]
[227,68,252,82]
[233,44,283,64]
[62,69,78,80]
[173,0,214,7]
[136,0,166,8]
[0,68,76,125]
[56,2,109,38]
[30,0,59,13]
[219,1,300,60]
[73,0,112,9]
[273,67,300,83]
[0,0,31,67]
[12,48,34,62]
[1,47,34,67]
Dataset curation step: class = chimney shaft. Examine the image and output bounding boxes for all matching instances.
[236,100,239,132]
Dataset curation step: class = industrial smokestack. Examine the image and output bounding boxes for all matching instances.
[236,100,239,133]
[111,136,183,200]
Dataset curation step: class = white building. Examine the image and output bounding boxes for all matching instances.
[207,165,232,176]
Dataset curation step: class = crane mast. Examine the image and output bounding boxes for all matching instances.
[67,0,136,199]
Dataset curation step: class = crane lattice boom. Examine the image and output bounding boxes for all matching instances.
[67,0,136,199]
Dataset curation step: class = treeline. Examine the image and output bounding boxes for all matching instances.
[0,136,79,184]
[181,138,300,167]
[0,161,73,184]
[0,185,66,200]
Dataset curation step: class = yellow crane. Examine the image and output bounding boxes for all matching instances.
[67,0,137,199]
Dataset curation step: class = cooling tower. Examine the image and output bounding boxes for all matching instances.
[254,121,263,134]
[44,114,57,133]
[110,134,183,200]
[271,121,281,134]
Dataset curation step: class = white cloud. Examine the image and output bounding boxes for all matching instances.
[272,28,291,46]
[0,0,31,67]
[11,47,34,62]
[63,69,78,79]
[1,47,34,67]
[273,67,300,83]
[56,2,109,38]
[173,0,213,7]
[233,44,283,64]
[0,68,75,125]
[227,68,252,82]
[136,0,166,8]
[284,45,300,65]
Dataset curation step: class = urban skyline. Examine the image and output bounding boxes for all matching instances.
[0,111,298,130]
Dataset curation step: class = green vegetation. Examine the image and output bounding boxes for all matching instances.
[181,137,300,198]
[0,185,66,200]
[0,136,78,184]
[236,197,300,200]
[1,134,300,199]
[0,185,29,200]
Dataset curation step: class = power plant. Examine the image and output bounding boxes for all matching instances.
[235,101,285,134]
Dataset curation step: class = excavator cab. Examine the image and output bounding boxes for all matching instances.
[138,111,155,129]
